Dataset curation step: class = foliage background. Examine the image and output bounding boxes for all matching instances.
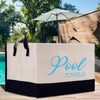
[0,0,79,48]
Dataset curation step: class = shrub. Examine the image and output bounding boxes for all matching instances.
[95,41,100,58]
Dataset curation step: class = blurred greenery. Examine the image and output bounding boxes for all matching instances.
[11,0,62,42]
[37,22,58,42]
[0,0,23,48]
[63,3,79,13]
[95,2,100,58]
[95,41,100,58]
[97,2,100,10]
[0,0,80,49]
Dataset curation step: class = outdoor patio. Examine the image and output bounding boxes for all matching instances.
[0,1,100,100]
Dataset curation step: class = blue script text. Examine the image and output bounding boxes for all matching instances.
[47,55,87,76]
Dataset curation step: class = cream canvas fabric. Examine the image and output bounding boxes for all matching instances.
[7,43,95,84]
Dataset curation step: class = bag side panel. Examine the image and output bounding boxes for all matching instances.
[36,43,95,83]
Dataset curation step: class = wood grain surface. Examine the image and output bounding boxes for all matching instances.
[58,10,100,44]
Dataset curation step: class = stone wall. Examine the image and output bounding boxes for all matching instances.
[58,10,100,44]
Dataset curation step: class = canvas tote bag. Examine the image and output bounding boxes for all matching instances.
[5,35,95,98]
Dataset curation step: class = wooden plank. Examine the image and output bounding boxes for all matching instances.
[58,10,100,44]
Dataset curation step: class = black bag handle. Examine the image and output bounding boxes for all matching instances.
[69,36,81,43]
[13,35,29,56]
